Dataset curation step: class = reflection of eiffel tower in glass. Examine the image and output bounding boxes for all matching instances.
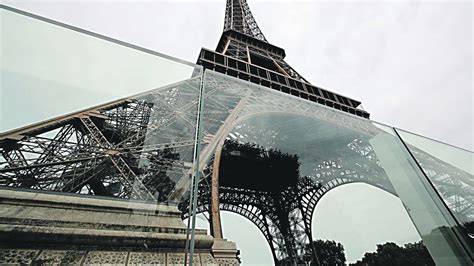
[189,1,472,264]
[187,0,373,262]
[0,1,473,265]
[192,1,473,263]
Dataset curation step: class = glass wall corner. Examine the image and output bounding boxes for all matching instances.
[370,123,473,264]
[191,69,472,264]
[393,127,474,259]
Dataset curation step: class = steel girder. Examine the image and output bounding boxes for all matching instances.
[0,78,202,202]
[180,143,397,264]
[179,73,472,264]
[224,0,267,42]
[179,91,397,263]
[409,147,474,224]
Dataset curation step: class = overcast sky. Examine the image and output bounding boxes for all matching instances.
[3,0,472,151]
[1,0,472,264]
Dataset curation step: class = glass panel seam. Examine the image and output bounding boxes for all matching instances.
[185,69,206,265]
[392,127,474,261]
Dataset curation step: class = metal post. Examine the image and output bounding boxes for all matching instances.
[185,70,206,266]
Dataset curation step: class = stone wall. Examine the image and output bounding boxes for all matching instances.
[0,189,239,265]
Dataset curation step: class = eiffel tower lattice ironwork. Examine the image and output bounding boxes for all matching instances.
[1,1,473,265]
[197,0,370,119]
[188,0,473,264]
[190,0,376,263]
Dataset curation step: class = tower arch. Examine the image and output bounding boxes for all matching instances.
[182,103,397,263]
[310,182,423,263]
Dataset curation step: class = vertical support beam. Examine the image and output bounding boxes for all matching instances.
[297,193,320,265]
[261,211,279,263]
[222,38,231,55]
[195,92,251,243]
[210,139,225,239]
[246,46,252,64]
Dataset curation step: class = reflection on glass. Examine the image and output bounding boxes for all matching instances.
[0,4,211,263]
[0,6,196,133]
[0,74,206,263]
[396,128,474,253]
[194,70,472,264]
[0,76,201,203]
[313,183,423,264]
[1,4,472,264]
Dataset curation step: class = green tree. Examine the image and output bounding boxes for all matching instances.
[303,239,346,265]
[350,241,434,266]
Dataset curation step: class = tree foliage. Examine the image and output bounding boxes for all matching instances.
[141,148,180,202]
[350,241,434,266]
[302,239,346,265]
[219,139,301,192]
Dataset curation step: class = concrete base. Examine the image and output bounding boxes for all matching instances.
[212,239,240,265]
[0,189,239,265]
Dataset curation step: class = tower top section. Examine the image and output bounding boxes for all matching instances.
[197,0,370,118]
[224,0,267,42]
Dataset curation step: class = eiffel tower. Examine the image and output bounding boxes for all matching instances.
[187,0,473,264]
[197,1,370,120]
[188,0,375,263]
[1,1,473,265]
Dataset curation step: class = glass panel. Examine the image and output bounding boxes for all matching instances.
[395,128,474,253]
[2,5,472,264]
[0,6,198,133]
[371,123,472,264]
[0,6,206,264]
[129,77,201,204]
[0,76,208,264]
[195,70,471,264]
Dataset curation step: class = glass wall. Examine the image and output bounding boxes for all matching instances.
[0,6,197,133]
[395,128,474,255]
[1,4,472,265]
[195,70,473,264]
[0,5,209,265]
